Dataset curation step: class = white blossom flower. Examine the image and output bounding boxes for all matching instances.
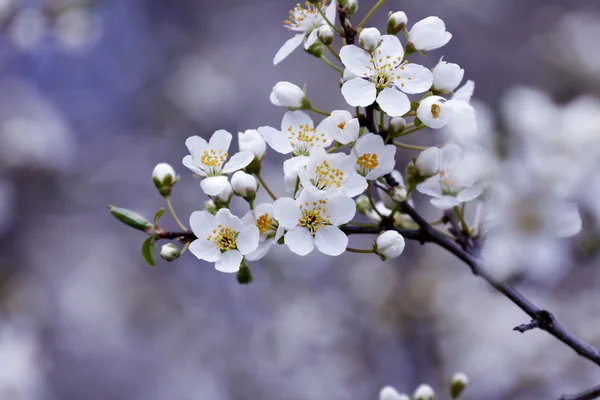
[325,110,360,144]
[231,171,258,198]
[182,130,254,196]
[298,146,368,197]
[188,208,260,273]
[432,57,464,93]
[416,144,486,209]
[408,16,452,51]
[350,133,396,180]
[238,129,266,160]
[358,27,382,52]
[273,190,355,256]
[274,0,337,65]
[379,386,410,400]
[241,203,284,261]
[258,111,332,156]
[340,35,433,116]
[270,81,306,108]
[375,230,406,260]
[417,96,476,137]
[413,384,435,400]
[387,11,408,35]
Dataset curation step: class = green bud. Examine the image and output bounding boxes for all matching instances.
[346,0,358,16]
[237,262,253,284]
[355,194,372,215]
[108,205,154,233]
[414,117,423,127]
[152,163,179,197]
[304,40,324,58]
[244,156,262,175]
[405,41,417,55]
[387,11,407,35]
[449,373,468,399]
[204,199,218,215]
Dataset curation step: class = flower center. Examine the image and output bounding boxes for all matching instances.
[256,213,276,235]
[207,225,238,251]
[200,149,228,175]
[287,123,328,156]
[311,160,344,190]
[298,200,331,236]
[284,1,329,32]
[431,104,441,119]
[439,169,459,195]
[365,50,405,90]
[337,122,346,130]
[356,153,379,176]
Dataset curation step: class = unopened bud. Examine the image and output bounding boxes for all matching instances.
[415,147,441,177]
[432,58,464,93]
[355,194,372,215]
[346,0,358,16]
[152,163,178,197]
[449,373,468,398]
[160,243,180,261]
[388,116,406,136]
[413,384,435,400]
[359,27,381,52]
[379,386,410,400]
[204,199,217,215]
[231,171,258,201]
[374,231,405,261]
[238,129,266,160]
[213,181,233,206]
[387,11,408,34]
[304,40,324,58]
[270,81,307,109]
[317,25,334,45]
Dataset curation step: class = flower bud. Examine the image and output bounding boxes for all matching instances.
[355,194,372,215]
[213,181,233,206]
[270,81,308,109]
[238,129,266,160]
[317,25,334,45]
[449,372,468,398]
[231,171,258,200]
[409,16,451,51]
[415,147,441,177]
[359,27,381,52]
[388,116,406,136]
[413,384,435,400]
[379,386,410,400]
[204,199,218,215]
[387,11,408,35]
[432,57,464,93]
[152,163,178,197]
[305,40,324,58]
[374,231,405,261]
[346,0,358,16]
[160,243,180,261]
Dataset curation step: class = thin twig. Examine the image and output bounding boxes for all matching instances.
[560,385,600,400]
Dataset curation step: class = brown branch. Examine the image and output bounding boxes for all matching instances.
[560,385,600,400]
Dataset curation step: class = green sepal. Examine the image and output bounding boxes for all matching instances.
[142,237,156,267]
[154,208,166,224]
[237,261,253,284]
[414,117,423,127]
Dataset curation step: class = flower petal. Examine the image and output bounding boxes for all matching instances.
[222,151,254,173]
[341,78,377,107]
[340,45,373,77]
[189,210,217,237]
[236,225,260,255]
[208,129,232,153]
[416,176,442,197]
[342,172,368,197]
[456,185,484,203]
[284,227,315,256]
[182,154,205,176]
[304,29,319,49]
[215,208,243,231]
[430,195,460,209]
[273,197,302,228]
[440,143,462,169]
[377,35,405,65]
[376,87,410,117]
[274,33,304,65]
[185,135,208,162]
[245,240,273,261]
[325,0,337,23]
[200,175,229,196]
[396,63,433,94]
[258,126,293,154]
[326,195,356,225]
[282,110,314,131]
[188,238,221,262]
[314,225,348,256]
[214,250,243,273]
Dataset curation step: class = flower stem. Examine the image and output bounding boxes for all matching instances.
[256,173,277,201]
[394,124,426,137]
[326,44,342,61]
[346,221,380,228]
[316,4,344,34]
[357,0,386,29]
[392,141,427,151]
[308,104,331,116]
[454,205,472,237]
[165,196,188,231]
[366,184,384,219]
[346,247,375,254]
[320,56,343,74]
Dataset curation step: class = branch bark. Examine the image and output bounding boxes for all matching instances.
[560,385,600,400]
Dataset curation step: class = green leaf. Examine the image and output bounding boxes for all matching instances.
[108,205,153,232]
[237,263,253,284]
[154,208,166,224]
[142,237,156,267]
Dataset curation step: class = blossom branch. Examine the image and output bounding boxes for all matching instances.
[560,385,600,400]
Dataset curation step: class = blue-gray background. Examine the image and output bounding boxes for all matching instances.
[0,0,599,399]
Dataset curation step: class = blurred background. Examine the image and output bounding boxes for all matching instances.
[1,0,600,399]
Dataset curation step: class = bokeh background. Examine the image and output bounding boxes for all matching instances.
[1,0,600,399]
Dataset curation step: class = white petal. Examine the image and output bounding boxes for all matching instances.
[215,208,243,231]
[416,176,442,197]
[214,250,243,273]
[273,197,302,228]
[283,156,309,176]
[188,238,221,262]
[182,154,205,176]
[343,172,369,197]
[236,225,260,255]
[274,33,304,65]
[269,90,282,106]
[222,151,254,173]
[376,87,410,117]
[304,29,318,49]
[200,175,229,196]
[377,35,405,64]
[284,227,315,255]
[258,126,293,154]
[339,45,373,77]
[341,78,377,107]
[189,210,216,237]
[325,0,337,23]
[430,195,460,209]
[396,63,433,94]
[326,195,357,225]
[453,80,475,102]
[245,241,273,262]
[282,110,314,131]
[440,143,462,169]
[456,185,484,203]
[416,96,449,129]
[185,135,208,161]
[555,202,582,238]
[445,100,477,138]
[314,226,348,256]
[208,129,232,153]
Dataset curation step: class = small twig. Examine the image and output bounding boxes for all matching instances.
[560,384,600,400]
[513,319,540,333]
